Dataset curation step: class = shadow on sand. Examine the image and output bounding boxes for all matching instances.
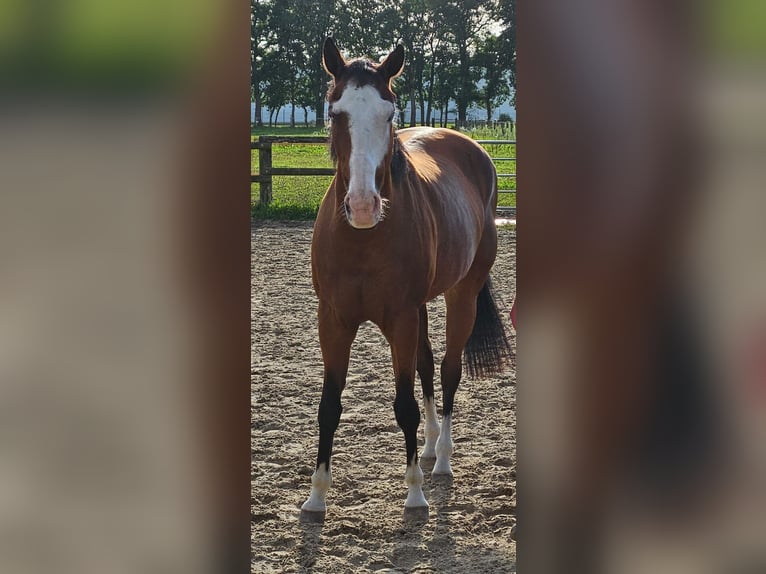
[296,518,324,571]
[391,458,516,573]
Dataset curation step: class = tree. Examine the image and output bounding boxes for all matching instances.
[298,0,337,128]
[431,47,459,127]
[260,51,289,126]
[296,72,314,128]
[250,0,514,129]
[270,0,308,127]
[475,35,511,122]
[497,0,516,105]
[433,0,498,126]
[251,0,273,126]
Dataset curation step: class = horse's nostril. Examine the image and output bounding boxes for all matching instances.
[373,195,381,211]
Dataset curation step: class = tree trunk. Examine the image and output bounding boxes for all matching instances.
[303,107,309,128]
[457,25,470,128]
[313,67,324,127]
[254,92,263,126]
[425,37,436,126]
[315,92,324,127]
[425,63,435,125]
[409,85,417,127]
[416,59,426,126]
[313,40,326,128]
[486,97,492,123]
[290,103,295,128]
[457,93,468,127]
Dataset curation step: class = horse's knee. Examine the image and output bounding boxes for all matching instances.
[394,391,420,432]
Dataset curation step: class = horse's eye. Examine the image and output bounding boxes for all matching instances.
[328,108,337,119]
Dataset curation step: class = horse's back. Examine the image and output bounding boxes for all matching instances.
[397,127,498,297]
[397,127,497,213]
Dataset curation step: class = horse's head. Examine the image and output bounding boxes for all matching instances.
[323,37,404,229]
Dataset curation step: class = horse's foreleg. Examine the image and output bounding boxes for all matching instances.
[385,309,428,512]
[301,303,357,521]
[417,305,440,459]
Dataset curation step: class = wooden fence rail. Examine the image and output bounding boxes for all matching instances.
[251,135,516,216]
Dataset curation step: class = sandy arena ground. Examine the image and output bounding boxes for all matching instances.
[252,221,516,573]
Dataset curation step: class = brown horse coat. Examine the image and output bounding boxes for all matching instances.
[312,127,498,326]
[301,38,509,520]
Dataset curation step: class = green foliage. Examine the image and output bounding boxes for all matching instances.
[475,34,512,122]
[251,0,515,126]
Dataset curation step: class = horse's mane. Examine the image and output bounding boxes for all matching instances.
[390,133,408,185]
[325,59,379,101]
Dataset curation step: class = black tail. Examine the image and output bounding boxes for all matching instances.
[464,278,512,378]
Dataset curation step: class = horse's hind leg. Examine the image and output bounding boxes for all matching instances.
[433,283,482,476]
[301,302,358,521]
[433,213,498,477]
[417,305,440,459]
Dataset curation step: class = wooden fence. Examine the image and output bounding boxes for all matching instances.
[251,135,516,216]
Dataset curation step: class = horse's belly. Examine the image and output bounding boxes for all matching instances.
[427,255,474,300]
[426,224,482,299]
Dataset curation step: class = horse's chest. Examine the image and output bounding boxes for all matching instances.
[317,262,424,323]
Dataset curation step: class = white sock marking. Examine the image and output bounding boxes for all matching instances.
[301,462,332,513]
[404,455,428,508]
[433,414,454,476]
[422,397,440,459]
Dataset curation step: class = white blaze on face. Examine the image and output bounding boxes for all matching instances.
[331,82,395,228]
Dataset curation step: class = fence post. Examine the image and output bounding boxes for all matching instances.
[258,137,273,205]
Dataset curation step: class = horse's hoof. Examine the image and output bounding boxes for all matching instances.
[431,460,453,477]
[431,469,454,483]
[403,505,429,522]
[299,508,326,523]
[419,457,435,473]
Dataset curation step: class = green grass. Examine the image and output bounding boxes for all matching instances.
[251,125,515,219]
[251,125,329,137]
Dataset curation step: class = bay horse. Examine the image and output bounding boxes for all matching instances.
[301,37,511,521]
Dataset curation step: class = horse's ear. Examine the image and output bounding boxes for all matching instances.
[379,44,405,81]
[322,37,346,79]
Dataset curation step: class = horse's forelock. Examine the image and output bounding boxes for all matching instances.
[327,58,396,103]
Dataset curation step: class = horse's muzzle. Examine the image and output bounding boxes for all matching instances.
[344,192,381,229]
